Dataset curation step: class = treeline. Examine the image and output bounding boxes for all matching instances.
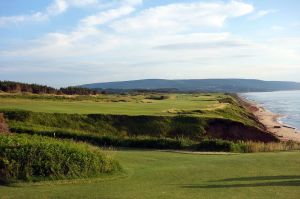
[59,87,98,95]
[0,81,99,95]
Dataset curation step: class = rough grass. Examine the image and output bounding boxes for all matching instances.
[0,134,120,183]
[10,126,193,150]
[3,108,266,141]
[195,139,300,153]
[3,110,209,139]
[9,125,300,153]
[1,150,300,199]
[241,141,300,152]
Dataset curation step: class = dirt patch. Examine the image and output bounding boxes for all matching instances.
[0,113,9,133]
[205,119,278,142]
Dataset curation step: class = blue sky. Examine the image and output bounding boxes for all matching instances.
[0,0,299,87]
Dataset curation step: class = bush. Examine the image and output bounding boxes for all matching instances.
[0,134,120,183]
[146,95,169,100]
[194,139,242,152]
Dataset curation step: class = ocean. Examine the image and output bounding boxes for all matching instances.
[242,90,300,130]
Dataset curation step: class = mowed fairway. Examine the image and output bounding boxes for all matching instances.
[0,94,224,115]
[1,150,300,199]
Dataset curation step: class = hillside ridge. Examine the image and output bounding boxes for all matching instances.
[80,78,300,92]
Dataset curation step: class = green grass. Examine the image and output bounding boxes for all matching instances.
[0,92,264,137]
[0,93,226,115]
[0,93,264,137]
[0,150,300,199]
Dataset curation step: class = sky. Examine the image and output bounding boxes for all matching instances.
[0,0,299,87]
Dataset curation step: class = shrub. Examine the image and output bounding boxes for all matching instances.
[0,134,120,183]
[146,95,169,100]
[194,139,242,152]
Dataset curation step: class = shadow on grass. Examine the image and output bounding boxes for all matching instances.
[212,175,300,182]
[0,179,10,187]
[180,175,300,189]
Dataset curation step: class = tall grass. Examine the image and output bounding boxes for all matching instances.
[194,139,300,153]
[241,141,300,152]
[0,134,120,183]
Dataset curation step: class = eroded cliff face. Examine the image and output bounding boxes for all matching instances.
[205,119,278,142]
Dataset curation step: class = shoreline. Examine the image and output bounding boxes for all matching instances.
[237,95,300,143]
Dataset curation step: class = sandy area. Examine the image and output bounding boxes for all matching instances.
[240,96,300,143]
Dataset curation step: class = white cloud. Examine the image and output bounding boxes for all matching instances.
[121,0,143,6]
[46,0,69,15]
[0,0,144,27]
[249,9,277,20]
[0,0,98,26]
[111,1,254,33]
[67,0,98,7]
[271,25,285,31]
[80,6,135,27]
[290,21,300,28]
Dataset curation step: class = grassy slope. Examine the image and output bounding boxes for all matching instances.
[1,92,274,143]
[1,150,299,199]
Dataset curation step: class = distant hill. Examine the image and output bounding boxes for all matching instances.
[80,79,300,93]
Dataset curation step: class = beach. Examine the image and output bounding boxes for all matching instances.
[239,95,300,143]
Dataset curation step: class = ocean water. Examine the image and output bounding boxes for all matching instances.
[242,90,300,130]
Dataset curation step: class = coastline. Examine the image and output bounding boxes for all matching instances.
[237,94,300,143]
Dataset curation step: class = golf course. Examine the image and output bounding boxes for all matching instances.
[1,0,300,198]
[0,89,299,199]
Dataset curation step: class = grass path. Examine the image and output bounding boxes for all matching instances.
[1,150,300,199]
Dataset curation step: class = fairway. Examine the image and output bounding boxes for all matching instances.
[1,150,300,199]
[0,94,225,115]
